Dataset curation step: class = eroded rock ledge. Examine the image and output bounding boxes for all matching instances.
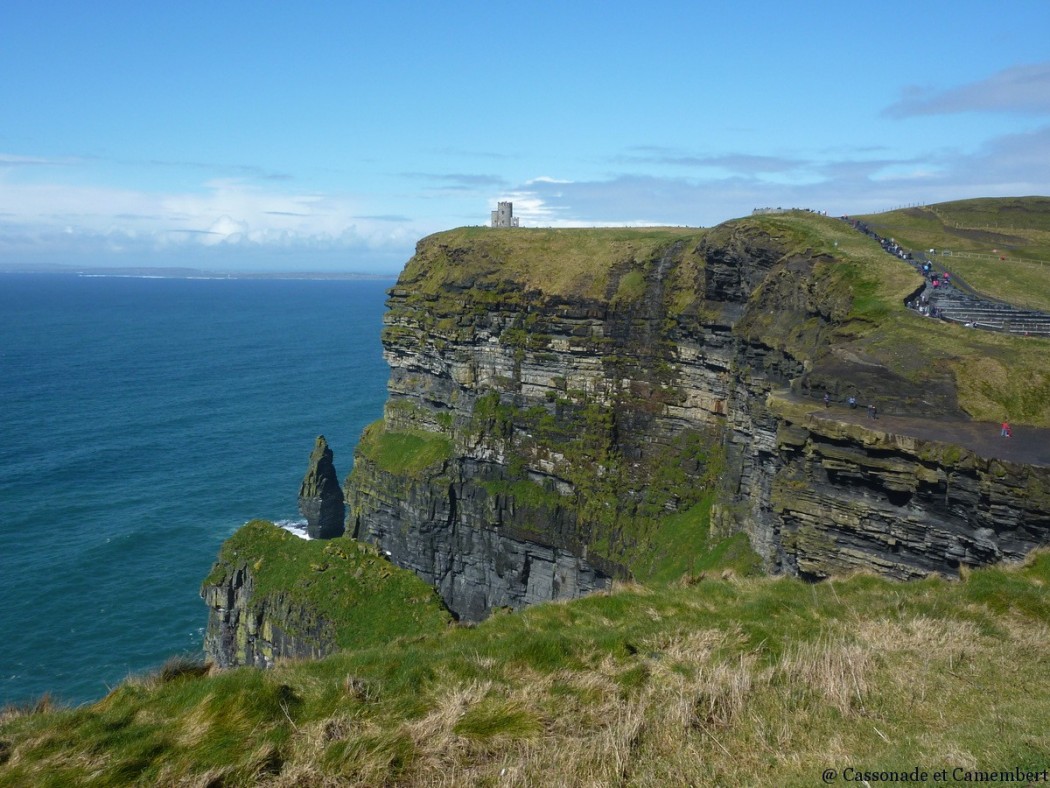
[201,521,451,668]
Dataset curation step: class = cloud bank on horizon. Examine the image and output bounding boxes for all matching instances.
[1,2,1048,272]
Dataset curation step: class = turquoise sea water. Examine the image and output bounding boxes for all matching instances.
[0,273,392,706]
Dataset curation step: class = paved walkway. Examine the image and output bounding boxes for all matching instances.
[801,400,1050,468]
[842,218,1050,336]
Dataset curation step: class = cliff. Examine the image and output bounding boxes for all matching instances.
[345,216,1050,620]
[8,209,1050,785]
[201,520,450,668]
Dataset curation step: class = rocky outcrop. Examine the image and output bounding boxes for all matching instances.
[299,435,344,539]
[202,563,336,669]
[201,520,451,668]
[343,218,1050,620]
[348,449,615,621]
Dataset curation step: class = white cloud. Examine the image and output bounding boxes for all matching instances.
[885,62,1050,118]
[0,153,69,167]
[525,176,574,185]
[505,125,1050,227]
[0,171,422,269]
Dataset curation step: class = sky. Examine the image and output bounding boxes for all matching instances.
[2,1,1049,273]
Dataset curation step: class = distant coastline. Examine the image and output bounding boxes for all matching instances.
[0,264,396,281]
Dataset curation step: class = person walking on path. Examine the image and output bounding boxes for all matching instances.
[868,403,877,420]
[823,392,830,409]
[1001,421,1012,438]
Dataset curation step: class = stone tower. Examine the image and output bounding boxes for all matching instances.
[490,201,519,227]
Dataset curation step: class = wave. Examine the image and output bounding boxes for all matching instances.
[274,518,312,540]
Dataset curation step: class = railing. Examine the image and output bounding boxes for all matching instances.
[843,216,1050,335]
[938,250,1050,267]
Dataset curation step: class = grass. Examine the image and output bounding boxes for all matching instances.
[859,316,1050,424]
[5,551,1050,785]
[355,420,453,477]
[858,197,1050,311]
[398,225,706,302]
[203,520,452,651]
[627,497,762,584]
[742,209,1050,425]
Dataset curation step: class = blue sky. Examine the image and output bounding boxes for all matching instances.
[2,1,1049,273]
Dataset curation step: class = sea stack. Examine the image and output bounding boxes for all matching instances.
[298,435,345,539]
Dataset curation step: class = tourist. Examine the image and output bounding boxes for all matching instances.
[1001,421,1012,438]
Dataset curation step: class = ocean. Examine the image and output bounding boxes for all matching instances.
[0,273,393,706]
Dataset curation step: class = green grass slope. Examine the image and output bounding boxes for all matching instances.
[4,553,1049,786]
[203,520,453,652]
[397,225,706,302]
[857,196,1050,311]
[728,211,1050,425]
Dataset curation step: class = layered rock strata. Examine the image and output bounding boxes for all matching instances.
[344,219,1050,621]
[766,401,1050,579]
[202,563,336,669]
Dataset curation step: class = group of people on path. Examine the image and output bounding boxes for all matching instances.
[907,293,939,317]
[822,391,877,419]
[820,391,1015,437]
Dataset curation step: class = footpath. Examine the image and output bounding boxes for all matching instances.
[799,397,1050,468]
[843,218,1050,337]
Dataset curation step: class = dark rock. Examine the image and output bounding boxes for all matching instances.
[202,563,336,668]
[298,435,345,539]
[347,454,615,622]
[344,220,1050,621]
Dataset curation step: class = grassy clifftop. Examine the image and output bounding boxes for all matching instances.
[397,225,706,302]
[698,211,1050,425]
[396,210,1050,425]
[858,196,1050,311]
[4,553,1049,785]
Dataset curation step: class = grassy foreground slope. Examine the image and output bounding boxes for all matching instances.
[3,554,1049,786]
[857,196,1050,311]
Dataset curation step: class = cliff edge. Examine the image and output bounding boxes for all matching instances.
[344,216,1050,620]
[201,520,450,668]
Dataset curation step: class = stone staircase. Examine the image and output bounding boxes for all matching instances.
[919,286,1050,336]
[843,218,1050,337]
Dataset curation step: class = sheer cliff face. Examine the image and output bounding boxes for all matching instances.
[345,220,1050,620]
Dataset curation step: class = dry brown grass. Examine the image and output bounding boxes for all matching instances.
[6,557,1050,786]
